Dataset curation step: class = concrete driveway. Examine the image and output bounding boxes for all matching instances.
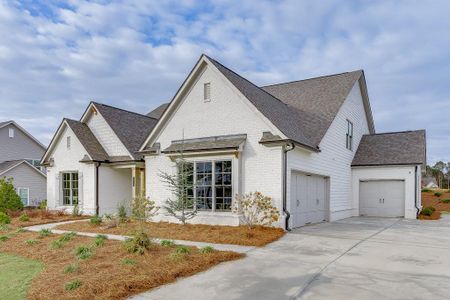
[131,216,450,300]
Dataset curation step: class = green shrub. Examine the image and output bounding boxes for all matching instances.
[124,232,153,255]
[89,216,102,225]
[447,189,450,193]
[421,206,436,216]
[94,234,107,246]
[39,228,52,237]
[25,239,38,245]
[160,240,175,247]
[50,240,64,249]
[38,200,47,209]
[15,227,25,233]
[117,203,128,223]
[0,212,11,224]
[65,279,82,291]
[19,214,29,222]
[0,224,9,231]
[0,177,23,213]
[0,235,9,242]
[200,246,215,254]
[63,264,78,274]
[175,246,191,254]
[169,252,186,262]
[60,232,76,242]
[434,192,442,197]
[74,245,93,260]
[121,258,137,265]
[440,198,450,204]
[421,188,431,192]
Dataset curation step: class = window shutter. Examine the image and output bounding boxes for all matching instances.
[56,173,61,207]
[78,172,83,209]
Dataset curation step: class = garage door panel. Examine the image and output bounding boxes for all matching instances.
[360,180,404,217]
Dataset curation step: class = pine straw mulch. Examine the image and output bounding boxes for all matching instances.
[56,220,285,247]
[7,209,89,227]
[419,190,450,220]
[0,227,243,300]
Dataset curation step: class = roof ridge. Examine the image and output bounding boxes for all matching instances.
[261,70,363,88]
[91,102,157,120]
[364,129,425,136]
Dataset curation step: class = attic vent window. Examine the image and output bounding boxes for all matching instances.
[346,120,353,151]
[8,128,14,138]
[67,136,71,150]
[204,82,211,102]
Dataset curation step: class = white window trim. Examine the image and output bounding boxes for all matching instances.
[8,128,14,138]
[17,187,29,206]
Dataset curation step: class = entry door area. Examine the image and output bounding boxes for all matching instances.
[359,180,405,217]
[290,172,328,228]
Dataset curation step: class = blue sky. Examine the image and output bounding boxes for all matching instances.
[0,0,449,165]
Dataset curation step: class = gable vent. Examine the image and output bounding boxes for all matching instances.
[204,82,211,102]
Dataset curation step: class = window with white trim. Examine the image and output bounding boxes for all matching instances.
[346,120,353,150]
[67,136,71,150]
[182,160,232,211]
[203,82,211,102]
[17,188,29,206]
[8,128,14,138]
[62,172,78,205]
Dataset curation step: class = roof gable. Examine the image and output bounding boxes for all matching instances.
[0,120,46,150]
[65,119,109,161]
[147,103,169,119]
[0,159,46,178]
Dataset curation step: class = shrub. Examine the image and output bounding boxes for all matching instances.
[94,234,107,246]
[50,240,64,249]
[25,239,38,245]
[63,264,78,274]
[434,192,442,197]
[169,252,186,262]
[160,240,175,247]
[0,235,9,242]
[421,206,436,216]
[38,228,52,238]
[233,192,280,229]
[15,228,25,233]
[89,216,102,225]
[0,212,11,224]
[74,245,93,260]
[0,224,9,231]
[175,245,191,254]
[200,246,215,254]
[121,258,137,265]
[38,200,47,209]
[124,231,153,255]
[131,195,159,222]
[65,279,82,291]
[421,188,431,192]
[117,203,128,223]
[0,177,23,213]
[60,231,76,242]
[19,214,29,222]
[440,198,450,204]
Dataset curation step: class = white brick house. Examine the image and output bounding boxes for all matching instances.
[43,54,426,229]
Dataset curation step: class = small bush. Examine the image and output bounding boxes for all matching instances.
[233,191,280,229]
[74,245,92,260]
[65,279,82,291]
[421,188,431,192]
[200,246,215,254]
[39,228,52,237]
[421,206,436,216]
[63,264,78,274]
[89,216,102,225]
[117,203,128,223]
[60,231,76,242]
[25,239,38,245]
[160,240,175,247]
[0,212,11,224]
[38,200,47,210]
[0,235,9,242]
[169,252,186,262]
[440,198,450,204]
[124,232,153,255]
[15,227,25,233]
[121,258,137,265]
[175,245,191,254]
[19,214,29,222]
[94,234,108,246]
[50,240,64,249]
[0,177,23,213]
[0,224,9,231]
[434,192,442,197]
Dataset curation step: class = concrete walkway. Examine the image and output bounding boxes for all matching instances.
[23,220,255,253]
[130,216,450,300]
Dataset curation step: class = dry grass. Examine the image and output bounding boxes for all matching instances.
[0,226,243,299]
[56,220,285,247]
[419,189,450,220]
[7,209,89,227]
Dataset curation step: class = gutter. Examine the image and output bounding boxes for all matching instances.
[283,142,295,231]
[414,165,419,217]
[95,162,101,215]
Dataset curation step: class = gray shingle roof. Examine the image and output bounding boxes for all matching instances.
[0,160,23,175]
[352,130,426,167]
[65,119,109,161]
[92,102,158,160]
[147,103,168,119]
[0,121,12,128]
[163,134,247,154]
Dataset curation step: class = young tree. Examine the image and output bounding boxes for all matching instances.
[0,177,23,213]
[434,161,446,188]
[159,158,197,225]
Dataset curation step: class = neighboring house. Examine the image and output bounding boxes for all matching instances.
[0,121,47,206]
[43,54,426,229]
[422,176,438,188]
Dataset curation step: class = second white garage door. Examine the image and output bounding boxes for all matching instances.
[359,180,405,217]
[290,172,328,228]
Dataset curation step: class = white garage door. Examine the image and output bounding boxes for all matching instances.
[290,172,328,228]
[359,180,405,217]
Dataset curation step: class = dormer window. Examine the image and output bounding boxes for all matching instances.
[67,136,71,150]
[346,120,353,150]
[8,128,14,138]
[204,82,211,102]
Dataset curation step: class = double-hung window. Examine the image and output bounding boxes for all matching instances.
[181,160,233,211]
[17,188,29,206]
[346,120,353,150]
[62,172,79,205]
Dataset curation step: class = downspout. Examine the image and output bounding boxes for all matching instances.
[283,142,295,231]
[95,162,101,216]
[414,165,419,217]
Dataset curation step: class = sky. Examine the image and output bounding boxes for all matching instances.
[0,0,449,165]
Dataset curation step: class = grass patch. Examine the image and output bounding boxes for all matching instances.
[440,198,450,203]
[74,245,93,260]
[420,206,436,216]
[39,228,52,238]
[0,253,42,299]
[63,264,78,274]
[19,214,30,222]
[0,224,9,231]
[89,216,102,225]
[200,246,215,253]
[121,258,137,265]
[26,239,38,245]
[434,191,442,197]
[65,279,82,291]
[94,234,107,246]
[160,239,174,247]
[175,245,191,254]
[0,235,9,242]
[421,188,431,192]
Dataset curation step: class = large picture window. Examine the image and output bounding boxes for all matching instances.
[62,172,78,205]
[181,160,233,211]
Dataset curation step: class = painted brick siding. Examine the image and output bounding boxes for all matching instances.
[287,81,370,221]
[2,163,46,205]
[0,124,45,162]
[46,125,96,214]
[145,64,284,226]
[86,112,130,157]
[98,167,132,215]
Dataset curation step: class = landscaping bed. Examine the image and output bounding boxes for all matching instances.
[0,225,243,299]
[7,208,89,227]
[56,220,285,247]
[419,189,450,220]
